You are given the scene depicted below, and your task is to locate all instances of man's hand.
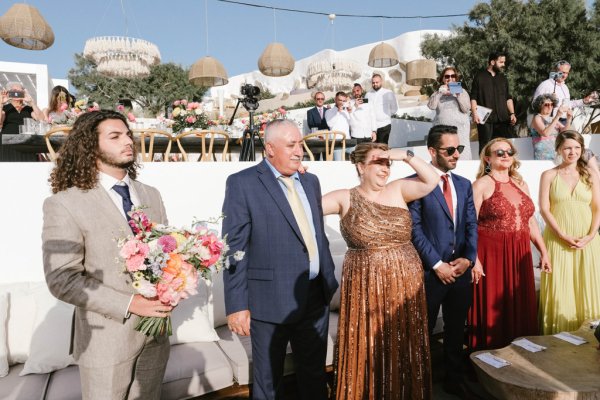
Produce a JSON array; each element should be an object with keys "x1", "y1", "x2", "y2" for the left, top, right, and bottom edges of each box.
[
  {"x1": 128, "y1": 294, "x2": 173, "y2": 318},
  {"x1": 227, "y1": 310, "x2": 251, "y2": 336},
  {"x1": 449, "y1": 257, "x2": 470, "y2": 276},
  {"x1": 509, "y1": 114, "x2": 517, "y2": 125},
  {"x1": 435, "y1": 263, "x2": 456, "y2": 285},
  {"x1": 472, "y1": 112, "x2": 481, "y2": 124}
]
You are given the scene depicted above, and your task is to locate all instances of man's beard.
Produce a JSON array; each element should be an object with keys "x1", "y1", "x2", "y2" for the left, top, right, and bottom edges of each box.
[
  {"x1": 99, "y1": 150, "x2": 135, "y2": 169},
  {"x1": 492, "y1": 64, "x2": 504, "y2": 74},
  {"x1": 436, "y1": 152, "x2": 456, "y2": 172}
]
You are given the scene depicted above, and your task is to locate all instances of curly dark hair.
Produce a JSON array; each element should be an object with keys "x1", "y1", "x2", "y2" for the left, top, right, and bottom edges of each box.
[
  {"x1": 49, "y1": 110, "x2": 139, "y2": 193},
  {"x1": 532, "y1": 93, "x2": 558, "y2": 113}
]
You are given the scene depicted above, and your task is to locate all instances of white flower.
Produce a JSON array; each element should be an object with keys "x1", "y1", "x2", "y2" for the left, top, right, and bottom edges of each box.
[
  {"x1": 233, "y1": 251, "x2": 245, "y2": 261},
  {"x1": 198, "y1": 245, "x2": 211, "y2": 260},
  {"x1": 133, "y1": 278, "x2": 156, "y2": 298}
]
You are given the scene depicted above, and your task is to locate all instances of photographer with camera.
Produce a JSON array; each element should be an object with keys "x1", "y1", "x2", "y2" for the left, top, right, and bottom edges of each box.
[
  {"x1": 1, "y1": 82, "x2": 44, "y2": 135},
  {"x1": 532, "y1": 60, "x2": 594, "y2": 119}
]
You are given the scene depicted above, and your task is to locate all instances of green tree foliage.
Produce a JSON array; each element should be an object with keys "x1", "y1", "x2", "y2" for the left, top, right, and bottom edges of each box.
[
  {"x1": 68, "y1": 54, "x2": 207, "y2": 116},
  {"x1": 421, "y1": 0, "x2": 600, "y2": 119}
]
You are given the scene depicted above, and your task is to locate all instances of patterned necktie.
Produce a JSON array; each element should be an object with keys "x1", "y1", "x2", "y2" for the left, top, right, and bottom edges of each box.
[
  {"x1": 112, "y1": 183, "x2": 134, "y2": 221},
  {"x1": 279, "y1": 176, "x2": 317, "y2": 262},
  {"x1": 441, "y1": 174, "x2": 454, "y2": 220}
]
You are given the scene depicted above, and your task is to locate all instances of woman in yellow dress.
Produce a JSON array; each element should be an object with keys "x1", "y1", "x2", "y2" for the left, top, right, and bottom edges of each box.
[{"x1": 539, "y1": 130, "x2": 600, "y2": 334}]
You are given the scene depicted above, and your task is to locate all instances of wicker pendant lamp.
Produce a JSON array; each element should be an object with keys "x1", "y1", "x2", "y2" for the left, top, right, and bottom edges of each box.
[
  {"x1": 368, "y1": 42, "x2": 399, "y2": 68},
  {"x1": 0, "y1": 3, "x2": 54, "y2": 50},
  {"x1": 189, "y1": 0, "x2": 228, "y2": 87},
  {"x1": 189, "y1": 56, "x2": 229, "y2": 87},
  {"x1": 258, "y1": 42, "x2": 294, "y2": 77},
  {"x1": 406, "y1": 59, "x2": 437, "y2": 86}
]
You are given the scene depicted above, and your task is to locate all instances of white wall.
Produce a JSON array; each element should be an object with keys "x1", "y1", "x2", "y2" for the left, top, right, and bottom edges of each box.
[{"x1": 0, "y1": 160, "x2": 556, "y2": 284}]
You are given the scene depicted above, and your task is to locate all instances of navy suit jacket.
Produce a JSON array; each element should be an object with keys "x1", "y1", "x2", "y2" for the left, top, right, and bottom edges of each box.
[
  {"x1": 307, "y1": 106, "x2": 329, "y2": 130},
  {"x1": 408, "y1": 173, "x2": 478, "y2": 279},
  {"x1": 222, "y1": 160, "x2": 338, "y2": 324}
]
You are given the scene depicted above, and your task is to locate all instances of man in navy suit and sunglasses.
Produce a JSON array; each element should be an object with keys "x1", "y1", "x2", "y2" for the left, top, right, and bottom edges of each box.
[{"x1": 409, "y1": 124, "x2": 480, "y2": 399}]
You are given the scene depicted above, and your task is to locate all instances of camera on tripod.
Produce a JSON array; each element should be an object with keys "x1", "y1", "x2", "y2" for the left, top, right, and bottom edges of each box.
[
  {"x1": 550, "y1": 71, "x2": 564, "y2": 81},
  {"x1": 240, "y1": 84, "x2": 260, "y2": 111}
]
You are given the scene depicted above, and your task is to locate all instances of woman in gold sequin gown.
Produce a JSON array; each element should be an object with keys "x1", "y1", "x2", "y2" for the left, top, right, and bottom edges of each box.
[{"x1": 322, "y1": 143, "x2": 439, "y2": 399}]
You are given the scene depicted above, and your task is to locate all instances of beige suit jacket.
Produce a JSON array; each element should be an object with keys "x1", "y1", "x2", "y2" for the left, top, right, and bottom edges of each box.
[{"x1": 42, "y1": 179, "x2": 168, "y2": 368}]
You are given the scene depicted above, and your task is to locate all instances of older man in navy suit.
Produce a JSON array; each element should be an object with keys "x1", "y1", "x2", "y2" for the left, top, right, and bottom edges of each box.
[
  {"x1": 408, "y1": 125, "x2": 480, "y2": 399},
  {"x1": 222, "y1": 119, "x2": 338, "y2": 399},
  {"x1": 306, "y1": 91, "x2": 329, "y2": 131}
]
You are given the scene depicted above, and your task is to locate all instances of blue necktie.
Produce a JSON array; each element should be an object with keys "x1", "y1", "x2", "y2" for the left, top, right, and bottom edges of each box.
[{"x1": 112, "y1": 183, "x2": 133, "y2": 221}]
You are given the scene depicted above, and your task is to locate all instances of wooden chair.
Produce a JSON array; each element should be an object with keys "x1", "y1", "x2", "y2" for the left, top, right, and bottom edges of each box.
[
  {"x1": 44, "y1": 126, "x2": 72, "y2": 161},
  {"x1": 132, "y1": 129, "x2": 173, "y2": 162},
  {"x1": 175, "y1": 130, "x2": 230, "y2": 161},
  {"x1": 303, "y1": 130, "x2": 346, "y2": 161}
]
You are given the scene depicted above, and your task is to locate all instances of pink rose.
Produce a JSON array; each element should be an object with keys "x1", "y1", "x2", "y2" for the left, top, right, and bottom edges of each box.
[
  {"x1": 278, "y1": 107, "x2": 287, "y2": 115},
  {"x1": 181, "y1": 99, "x2": 188, "y2": 106},
  {"x1": 60, "y1": 103, "x2": 68, "y2": 112},
  {"x1": 173, "y1": 100, "x2": 181, "y2": 106},
  {"x1": 127, "y1": 112, "x2": 136, "y2": 122},
  {"x1": 186, "y1": 116, "x2": 196, "y2": 124},
  {"x1": 126, "y1": 254, "x2": 146, "y2": 272},
  {"x1": 117, "y1": 104, "x2": 125, "y2": 112}
]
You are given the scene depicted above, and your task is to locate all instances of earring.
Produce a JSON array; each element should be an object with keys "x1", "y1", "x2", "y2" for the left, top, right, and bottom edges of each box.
[{"x1": 485, "y1": 163, "x2": 491, "y2": 174}]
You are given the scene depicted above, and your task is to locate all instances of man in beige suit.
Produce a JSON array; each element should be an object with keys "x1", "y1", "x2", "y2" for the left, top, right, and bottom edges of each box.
[{"x1": 42, "y1": 110, "x2": 173, "y2": 399}]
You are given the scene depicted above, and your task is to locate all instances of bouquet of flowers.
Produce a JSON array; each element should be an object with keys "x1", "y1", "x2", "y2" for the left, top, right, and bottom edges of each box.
[
  {"x1": 116, "y1": 104, "x2": 137, "y2": 123},
  {"x1": 47, "y1": 98, "x2": 100, "y2": 126},
  {"x1": 118, "y1": 208, "x2": 243, "y2": 337},
  {"x1": 169, "y1": 99, "x2": 209, "y2": 133}
]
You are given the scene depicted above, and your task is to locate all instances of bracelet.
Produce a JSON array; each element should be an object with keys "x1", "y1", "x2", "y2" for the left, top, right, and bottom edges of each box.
[{"x1": 509, "y1": 112, "x2": 515, "y2": 115}]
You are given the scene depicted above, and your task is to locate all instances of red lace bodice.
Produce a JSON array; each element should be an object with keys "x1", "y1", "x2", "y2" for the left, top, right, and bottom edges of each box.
[{"x1": 478, "y1": 176, "x2": 534, "y2": 233}]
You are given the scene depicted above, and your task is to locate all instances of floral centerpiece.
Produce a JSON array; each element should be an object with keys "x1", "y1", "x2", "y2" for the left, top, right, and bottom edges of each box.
[
  {"x1": 118, "y1": 208, "x2": 243, "y2": 337},
  {"x1": 117, "y1": 104, "x2": 137, "y2": 123},
  {"x1": 47, "y1": 98, "x2": 100, "y2": 126},
  {"x1": 169, "y1": 99, "x2": 209, "y2": 133}
]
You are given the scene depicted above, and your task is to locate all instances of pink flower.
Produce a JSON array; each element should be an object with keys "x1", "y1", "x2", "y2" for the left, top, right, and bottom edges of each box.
[
  {"x1": 173, "y1": 100, "x2": 181, "y2": 106},
  {"x1": 197, "y1": 234, "x2": 224, "y2": 267},
  {"x1": 126, "y1": 254, "x2": 146, "y2": 272},
  {"x1": 120, "y1": 239, "x2": 150, "y2": 272},
  {"x1": 59, "y1": 103, "x2": 68, "y2": 112},
  {"x1": 278, "y1": 107, "x2": 287, "y2": 115},
  {"x1": 158, "y1": 235, "x2": 177, "y2": 253},
  {"x1": 181, "y1": 99, "x2": 188, "y2": 106},
  {"x1": 185, "y1": 116, "x2": 196, "y2": 124},
  {"x1": 127, "y1": 112, "x2": 136, "y2": 122},
  {"x1": 117, "y1": 104, "x2": 125, "y2": 112}
]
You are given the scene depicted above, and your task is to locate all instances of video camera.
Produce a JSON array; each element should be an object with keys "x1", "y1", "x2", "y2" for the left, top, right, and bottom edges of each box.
[
  {"x1": 550, "y1": 71, "x2": 564, "y2": 81},
  {"x1": 240, "y1": 84, "x2": 260, "y2": 112}
]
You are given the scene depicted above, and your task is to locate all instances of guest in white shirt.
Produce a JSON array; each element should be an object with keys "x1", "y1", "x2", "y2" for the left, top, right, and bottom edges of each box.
[
  {"x1": 532, "y1": 60, "x2": 593, "y2": 117},
  {"x1": 365, "y1": 73, "x2": 398, "y2": 145},
  {"x1": 325, "y1": 92, "x2": 350, "y2": 161},
  {"x1": 349, "y1": 83, "x2": 376, "y2": 145}
]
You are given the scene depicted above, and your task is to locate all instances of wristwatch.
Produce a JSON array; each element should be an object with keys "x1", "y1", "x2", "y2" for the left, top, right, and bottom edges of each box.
[
  {"x1": 469, "y1": 260, "x2": 475, "y2": 268},
  {"x1": 404, "y1": 149, "x2": 414, "y2": 162}
]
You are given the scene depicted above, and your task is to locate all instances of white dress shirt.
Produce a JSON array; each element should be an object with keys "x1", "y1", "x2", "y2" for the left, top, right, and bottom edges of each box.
[
  {"x1": 349, "y1": 100, "x2": 376, "y2": 138},
  {"x1": 533, "y1": 78, "x2": 584, "y2": 110},
  {"x1": 99, "y1": 172, "x2": 140, "y2": 220},
  {"x1": 325, "y1": 107, "x2": 350, "y2": 136},
  {"x1": 365, "y1": 87, "x2": 399, "y2": 128}
]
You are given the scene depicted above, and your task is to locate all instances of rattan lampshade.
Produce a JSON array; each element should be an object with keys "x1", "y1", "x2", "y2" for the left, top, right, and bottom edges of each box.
[
  {"x1": 367, "y1": 42, "x2": 399, "y2": 68},
  {"x1": 0, "y1": 3, "x2": 54, "y2": 50},
  {"x1": 189, "y1": 56, "x2": 229, "y2": 87},
  {"x1": 258, "y1": 42, "x2": 294, "y2": 77},
  {"x1": 406, "y1": 59, "x2": 437, "y2": 86}
]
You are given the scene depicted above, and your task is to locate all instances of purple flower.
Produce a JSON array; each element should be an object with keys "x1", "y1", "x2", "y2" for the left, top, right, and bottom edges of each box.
[{"x1": 158, "y1": 235, "x2": 178, "y2": 253}]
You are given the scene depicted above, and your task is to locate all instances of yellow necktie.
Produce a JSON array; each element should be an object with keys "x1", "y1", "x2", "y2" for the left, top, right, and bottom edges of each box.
[{"x1": 279, "y1": 176, "x2": 317, "y2": 261}]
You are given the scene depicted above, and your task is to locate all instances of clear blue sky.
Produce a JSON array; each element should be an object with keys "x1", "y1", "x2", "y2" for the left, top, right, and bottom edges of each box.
[{"x1": 0, "y1": 0, "x2": 593, "y2": 82}]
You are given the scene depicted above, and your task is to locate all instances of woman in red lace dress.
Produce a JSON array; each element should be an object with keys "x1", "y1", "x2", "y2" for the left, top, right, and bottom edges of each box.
[{"x1": 469, "y1": 138, "x2": 551, "y2": 350}]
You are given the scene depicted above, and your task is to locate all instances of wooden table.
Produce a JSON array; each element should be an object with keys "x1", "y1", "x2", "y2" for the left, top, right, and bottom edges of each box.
[
  {"x1": 470, "y1": 322, "x2": 600, "y2": 399},
  {"x1": 1, "y1": 134, "x2": 355, "y2": 161}
]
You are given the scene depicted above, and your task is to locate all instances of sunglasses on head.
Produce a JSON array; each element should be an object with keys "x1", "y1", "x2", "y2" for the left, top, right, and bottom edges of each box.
[
  {"x1": 493, "y1": 149, "x2": 515, "y2": 157},
  {"x1": 437, "y1": 145, "x2": 465, "y2": 156},
  {"x1": 368, "y1": 158, "x2": 392, "y2": 167},
  {"x1": 443, "y1": 74, "x2": 457, "y2": 79}
]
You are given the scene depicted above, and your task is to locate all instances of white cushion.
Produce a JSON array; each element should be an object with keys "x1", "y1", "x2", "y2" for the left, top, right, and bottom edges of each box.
[
  {"x1": 169, "y1": 279, "x2": 219, "y2": 345},
  {"x1": 0, "y1": 293, "x2": 8, "y2": 377},
  {"x1": 0, "y1": 282, "x2": 46, "y2": 365},
  {"x1": 21, "y1": 286, "x2": 75, "y2": 375}
]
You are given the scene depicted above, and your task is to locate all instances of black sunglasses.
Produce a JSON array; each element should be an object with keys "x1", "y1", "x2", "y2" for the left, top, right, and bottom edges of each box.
[
  {"x1": 437, "y1": 145, "x2": 465, "y2": 156},
  {"x1": 494, "y1": 149, "x2": 515, "y2": 157},
  {"x1": 443, "y1": 74, "x2": 457, "y2": 79},
  {"x1": 368, "y1": 158, "x2": 392, "y2": 167}
]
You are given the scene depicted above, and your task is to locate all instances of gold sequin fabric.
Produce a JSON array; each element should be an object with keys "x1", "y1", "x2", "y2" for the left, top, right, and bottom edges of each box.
[{"x1": 334, "y1": 188, "x2": 432, "y2": 400}]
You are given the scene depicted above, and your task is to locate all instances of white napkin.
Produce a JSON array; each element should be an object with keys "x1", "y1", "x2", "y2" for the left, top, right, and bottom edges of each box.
[
  {"x1": 590, "y1": 320, "x2": 600, "y2": 329},
  {"x1": 554, "y1": 332, "x2": 587, "y2": 345},
  {"x1": 474, "y1": 352, "x2": 511, "y2": 368},
  {"x1": 511, "y1": 338, "x2": 546, "y2": 352}
]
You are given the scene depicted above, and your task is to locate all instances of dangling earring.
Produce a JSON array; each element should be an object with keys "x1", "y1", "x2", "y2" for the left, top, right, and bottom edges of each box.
[{"x1": 485, "y1": 163, "x2": 491, "y2": 174}]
